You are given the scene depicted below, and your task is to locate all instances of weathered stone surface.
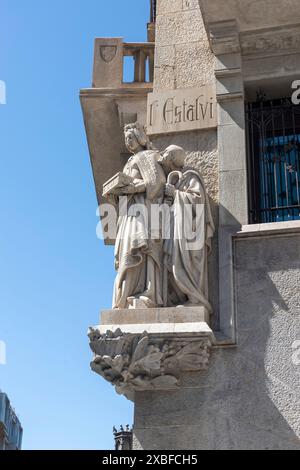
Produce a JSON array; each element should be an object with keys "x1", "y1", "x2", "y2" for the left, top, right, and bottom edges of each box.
[
  {"x1": 175, "y1": 43, "x2": 215, "y2": 89},
  {"x1": 88, "y1": 323, "x2": 214, "y2": 400},
  {"x1": 152, "y1": 131, "x2": 219, "y2": 208},
  {"x1": 182, "y1": 0, "x2": 200, "y2": 10},
  {"x1": 199, "y1": 0, "x2": 300, "y2": 32},
  {"x1": 95, "y1": 321, "x2": 213, "y2": 336},
  {"x1": 101, "y1": 306, "x2": 210, "y2": 326},
  {"x1": 157, "y1": 0, "x2": 200, "y2": 15},
  {"x1": 147, "y1": 85, "x2": 217, "y2": 135},
  {"x1": 133, "y1": 229, "x2": 300, "y2": 449},
  {"x1": 157, "y1": 0, "x2": 183, "y2": 14},
  {"x1": 154, "y1": 45, "x2": 175, "y2": 68},
  {"x1": 154, "y1": 7, "x2": 215, "y2": 91},
  {"x1": 153, "y1": 65, "x2": 176, "y2": 90},
  {"x1": 156, "y1": 10, "x2": 206, "y2": 48},
  {"x1": 243, "y1": 52, "x2": 300, "y2": 85},
  {"x1": 92, "y1": 38, "x2": 123, "y2": 88}
]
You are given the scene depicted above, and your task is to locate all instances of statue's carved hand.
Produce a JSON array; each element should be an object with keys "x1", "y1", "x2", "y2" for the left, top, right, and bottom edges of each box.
[
  {"x1": 165, "y1": 183, "x2": 176, "y2": 199},
  {"x1": 120, "y1": 184, "x2": 137, "y2": 194},
  {"x1": 119, "y1": 182, "x2": 146, "y2": 195}
]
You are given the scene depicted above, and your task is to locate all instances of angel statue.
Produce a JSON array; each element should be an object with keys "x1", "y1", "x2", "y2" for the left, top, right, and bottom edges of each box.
[{"x1": 158, "y1": 145, "x2": 215, "y2": 312}]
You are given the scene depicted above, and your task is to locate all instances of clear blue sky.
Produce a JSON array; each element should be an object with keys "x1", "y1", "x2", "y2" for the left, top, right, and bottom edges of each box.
[{"x1": 0, "y1": 0, "x2": 149, "y2": 450}]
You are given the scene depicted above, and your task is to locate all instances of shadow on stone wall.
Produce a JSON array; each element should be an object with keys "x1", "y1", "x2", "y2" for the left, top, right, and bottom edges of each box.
[{"x1": 133, "y1": 234, "x2": 300, "y2": 450}]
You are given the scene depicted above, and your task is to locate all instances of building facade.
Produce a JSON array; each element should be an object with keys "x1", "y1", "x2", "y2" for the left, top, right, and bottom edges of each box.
[
  {"x1": 0, "y1": 392, "x2": 23, "y2": 450},
  {"x1": 82, "y1": 0, "x2": 300, "y2": 450}
]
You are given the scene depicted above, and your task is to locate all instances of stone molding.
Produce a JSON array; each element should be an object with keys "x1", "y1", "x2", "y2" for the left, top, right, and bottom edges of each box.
[
  {"x1": 206, "y1": 19, "x2": 300, "y2": 59},
  {"x1": 241, "y1": 24, "x2": 300, "y2": 58},
  {"x1": 100, "y1": 306, "x2": 210, "y2": 326},
  {"x1": 208, "y1": 19, "x2": 241, "y2": 55},
  {"x1": 88, "y1": 326, "x2": 214, "y2": 400},
  {"x1": 80, "y1": 86, "x2": 153, "y2": 97},
  {"x1": 235, "y1": 220, "x2": 300, "y2": 239}
]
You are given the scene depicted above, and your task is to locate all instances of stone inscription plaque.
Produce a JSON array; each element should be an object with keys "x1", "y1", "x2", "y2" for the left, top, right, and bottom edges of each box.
[{"x1": 147, "y1": 85, "x2": 217, "y2": 135}]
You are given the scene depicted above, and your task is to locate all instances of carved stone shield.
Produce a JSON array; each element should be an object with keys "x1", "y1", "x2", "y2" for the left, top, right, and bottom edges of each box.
[{"x1": 100, "y1": 45, "x2": 117, "y2": 63}]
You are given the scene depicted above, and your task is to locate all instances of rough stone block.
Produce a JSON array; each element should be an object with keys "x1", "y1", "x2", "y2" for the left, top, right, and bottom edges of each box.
[
  {"x1": 154, "y1": 45, "x2": 176, "y2": 67},
  {"x1": 101, "y1": 306, "x2": 210, "y2": 325},
  {"x1": 92, "y1": 38, "x2": 123, "y2": 88},
  {"x1": 153, "y1": 65, "x2": 176, "y2": 91},
  {"x1": 175, "y1": 43, "x2": 215, "y2": 88},
  {"x1": 157, "y1": 0, "x2": 183, "y2": 15},
  {"x1": 182, "y1": 0, "x2": 200, "y2": 10},
  {"x1": 156, "y1": 10, "x2": 205, "y2": 47}
]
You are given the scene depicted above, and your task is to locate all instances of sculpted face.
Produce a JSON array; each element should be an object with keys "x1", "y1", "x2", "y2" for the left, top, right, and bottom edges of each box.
[
  {"x1": 159, "y1": 149, "x2": 176, "y2": 173},
  {"x1": 125, "y1": 129, "x2": 141, "y2": 154},
  {"x1": 159, "y1": 145, "x2": 186, "y2": 173}
]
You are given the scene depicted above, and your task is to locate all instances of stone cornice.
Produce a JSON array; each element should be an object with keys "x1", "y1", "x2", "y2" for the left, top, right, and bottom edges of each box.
[
  {"x1": 80, "y1": 85, "x2": 153, "y2": 99},
  {"x1": 207, "y1": 19, "x2": 241, "y2": 55},
  {"x1": 235, "y1": 220, "x2": 300, "y2": 239},
  {"x1": 241, "y1": 23, "x2": 300, "y2": 58},
  {"x1": 206, "y1": 19, "x2": 300, "y2": 59}
]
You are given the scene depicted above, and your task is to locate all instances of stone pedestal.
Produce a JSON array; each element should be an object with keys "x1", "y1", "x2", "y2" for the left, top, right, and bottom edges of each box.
[{"x1": 88, "y1": 307, "x2": 215, "y2": 401}]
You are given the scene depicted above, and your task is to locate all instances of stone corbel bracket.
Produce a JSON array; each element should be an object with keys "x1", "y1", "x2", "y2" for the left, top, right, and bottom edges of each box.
[
  {"x1": 88, "y1": 324, "x2": 215, "y2": 401},
  {"x1": 208, "y1": 19, "x2": 241, "y2": 56}
]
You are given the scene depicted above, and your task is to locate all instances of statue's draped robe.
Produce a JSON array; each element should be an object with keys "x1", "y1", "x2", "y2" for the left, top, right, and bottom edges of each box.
[
  {"x1": 113, "y1": 150, "x2": 166, "y2": 309},
  {"x1": 163, "y1": 170, "x2": 215, "y2": 311}
]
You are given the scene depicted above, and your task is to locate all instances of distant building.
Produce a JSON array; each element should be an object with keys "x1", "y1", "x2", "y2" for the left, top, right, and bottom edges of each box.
[
  {"x1": 113, "y1": 426, "x2": 133, "y2": 451},
  {"x1": 0, "y1": 392, "x2": 23, "y2": 450}
]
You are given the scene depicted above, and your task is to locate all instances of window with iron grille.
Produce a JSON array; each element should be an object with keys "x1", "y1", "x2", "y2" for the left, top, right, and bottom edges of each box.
[{"x1": 246, "y1": 97, "x2": 300, "y2": 223}]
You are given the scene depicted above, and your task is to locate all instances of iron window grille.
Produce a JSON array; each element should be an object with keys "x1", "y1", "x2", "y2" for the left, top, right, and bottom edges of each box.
[{"x1": 246, "y1": 96, "x2": 300, "y2": 223}]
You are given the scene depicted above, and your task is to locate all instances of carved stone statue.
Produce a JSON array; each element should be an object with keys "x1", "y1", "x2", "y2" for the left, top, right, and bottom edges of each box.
[
  {"x1": 103, "y1": 124, "x2": 214, "y2": 312},
  {"x1": 158, "y1": 145, "x2": 215, "y2": 311},
  {"x1": 88, "y1": 327, "x2": 213, "y2": 398},
  {"x1": 94, "y1": 130, "x2": 216, "y2": 396},
  {"x1": 108, "y1": 122, "x2": 166, "y2": 309}
]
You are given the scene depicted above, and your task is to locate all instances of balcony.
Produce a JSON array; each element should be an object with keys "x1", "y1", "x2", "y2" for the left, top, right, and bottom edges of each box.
[
  {"x1": 123, "y1": 42, "x2": 154, "y2": 84},
  {"x1": 91, "y1": 38, "x2": 154, "y2": 89},
  {"x1": 80, "y1": 38, "x2": 154, "y2": 225}
]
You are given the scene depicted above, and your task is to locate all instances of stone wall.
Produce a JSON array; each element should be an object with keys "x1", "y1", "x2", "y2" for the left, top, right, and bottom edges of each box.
[
  {"x1": 154, "y1": 0, "x2": 215, "y2": 91},
  {"x1": 133, "y1": 230, "x2": 300, "y2": 449},
  {"x1": 153, "y1": 0, "x2": 218, "y2": 203}
]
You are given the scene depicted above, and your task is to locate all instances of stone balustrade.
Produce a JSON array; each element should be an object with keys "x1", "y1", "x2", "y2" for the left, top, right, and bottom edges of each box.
[
  {"x1": 92, "y1": 38, "x2": 154, "y2": 88},
  {"x1": 123, "y1": 42, "x2": 154, "y2": 83}
]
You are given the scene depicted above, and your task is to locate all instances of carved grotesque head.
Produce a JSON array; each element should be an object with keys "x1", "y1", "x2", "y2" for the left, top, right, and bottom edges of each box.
[
  {"x1": 124, "y1": 122, "x2": 153, "y2": 154},
  {"x1": 158, "y1": 145, "x2": 186, "y2": 173}
]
